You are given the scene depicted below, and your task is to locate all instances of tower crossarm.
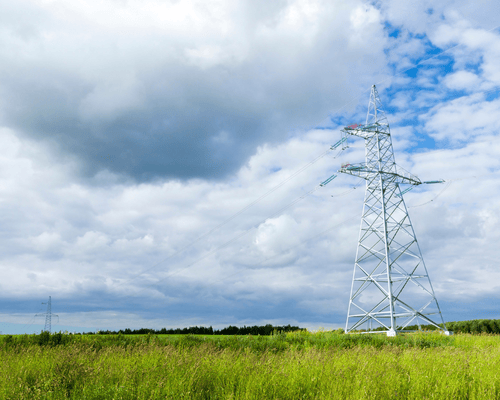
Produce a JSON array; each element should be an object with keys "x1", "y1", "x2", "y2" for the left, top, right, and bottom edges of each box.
[
  {"x1": 342, "y1": 123, "x2": 388, "y2": 139},
  {"x1": 338, "y1": 163, "x2": 422, "y2": 185}
]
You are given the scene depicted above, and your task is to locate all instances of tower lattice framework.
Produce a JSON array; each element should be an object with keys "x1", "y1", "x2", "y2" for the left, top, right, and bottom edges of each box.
[{"x1": 339, "y1": 85, "x2": 449, "y2": 336}]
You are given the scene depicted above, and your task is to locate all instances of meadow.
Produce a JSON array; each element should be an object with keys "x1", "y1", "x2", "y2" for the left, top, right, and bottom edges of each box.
[{"x1": 1, "y1": 331, "x2": 499, "y2": 399}]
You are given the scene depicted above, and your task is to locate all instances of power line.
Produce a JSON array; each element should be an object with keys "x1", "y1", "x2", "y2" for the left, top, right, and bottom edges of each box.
[
  {"x1": 107, "y1": 138, "x2": 352, "y2": 295},
  {"x1": 93, "y1": 161, "x2": 355, "y2": 305},
  {"x1": 19, "y1": 315, "x2": 38, "y2": 333},
  {"x1": 201, "y1": 214, "x2": 360, "y2": 288},
  {"x1": 408, "y1": 182, "x2": 452, "y2": 208},
  {"x1": 116, "y1": 183, "x2": 326, "y2": 300},
  {"x1": 113, "y1": 148, "x2": 338, "y2": 290},
  {"x1": 407, "y1": 174, "x2": 483, "y2": 208},
  {"x1": 118, "y1": 170, "x2": 467, "y2": 302}
]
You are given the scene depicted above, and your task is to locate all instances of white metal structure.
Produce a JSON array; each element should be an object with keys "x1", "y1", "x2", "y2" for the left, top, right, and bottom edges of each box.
[{"x1": 339, "y1": 85, "x2": 450, "y2": 336}]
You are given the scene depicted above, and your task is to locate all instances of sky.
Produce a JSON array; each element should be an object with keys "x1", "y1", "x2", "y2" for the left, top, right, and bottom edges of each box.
[{"x1": 1, "y1": 0, "x2": 500, "y2": 334}]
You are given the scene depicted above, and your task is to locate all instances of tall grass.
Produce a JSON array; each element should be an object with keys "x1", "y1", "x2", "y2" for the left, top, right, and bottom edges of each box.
[{"x1": 1, "y1": 331, "x2": 499, "y2": 399}]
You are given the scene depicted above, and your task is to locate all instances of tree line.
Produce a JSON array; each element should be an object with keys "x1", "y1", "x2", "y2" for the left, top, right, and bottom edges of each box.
[
  {"x1": 89, "y1": 324, "x2": 304, "y2": 336},
  {"x1": 402, "y1": 319, "x2": 500, "y2": 334},
  {"x1": 76, "y1": 319, "x2": 500, "y2": 336}
]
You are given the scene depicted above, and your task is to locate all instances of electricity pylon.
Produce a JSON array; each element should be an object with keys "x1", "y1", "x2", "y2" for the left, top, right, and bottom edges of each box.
[
  {"x1": 338, "y1": 85, "x2": 450, "y2": 336},
  {"x1": 35, "y1": 296, "x2": 59, "y2": 333}
]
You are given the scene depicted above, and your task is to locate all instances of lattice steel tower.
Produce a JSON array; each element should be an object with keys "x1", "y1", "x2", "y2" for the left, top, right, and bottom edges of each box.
[
  {"x1": 339, "y1": 85, "x2": 450, "y2": 336},
  {"x1": 36, "y1": 296, "x2": 58, "y2": 333}
]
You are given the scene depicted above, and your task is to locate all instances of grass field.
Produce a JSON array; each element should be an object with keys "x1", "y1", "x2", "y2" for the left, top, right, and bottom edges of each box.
[{"x1": 1, "y1": 331, "x2": 499, "y2": 399}]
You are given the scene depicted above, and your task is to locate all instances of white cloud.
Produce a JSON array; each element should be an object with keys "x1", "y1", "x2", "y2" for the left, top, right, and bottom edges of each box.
[
  {"x1": 422, "y1": 94, "x2": 500, "y2": 143},
  {"x1": 442, "y1": 70, "x2": 482, "y2": 91},
  {"x1": 254, "y1": 214, "x2": 300, "y2": 257}
]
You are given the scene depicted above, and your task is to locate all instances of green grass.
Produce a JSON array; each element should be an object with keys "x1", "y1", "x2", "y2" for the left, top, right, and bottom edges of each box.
[{"x1": 1, "y1": 331, "x2": 499, "y2": 399}]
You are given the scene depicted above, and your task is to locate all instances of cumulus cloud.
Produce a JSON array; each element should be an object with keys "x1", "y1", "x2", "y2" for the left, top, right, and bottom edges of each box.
[
  {"x1": 442, "y1": 70, "x2": 482, "y2": 91},
  {"x1": 422, "y1": 94, "x2": 500, "y2": 143}
]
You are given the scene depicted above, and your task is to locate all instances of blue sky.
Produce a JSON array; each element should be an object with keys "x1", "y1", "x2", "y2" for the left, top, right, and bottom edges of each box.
[{"x1": 1, "y1": 0, "x2": 500, "y2": 334}]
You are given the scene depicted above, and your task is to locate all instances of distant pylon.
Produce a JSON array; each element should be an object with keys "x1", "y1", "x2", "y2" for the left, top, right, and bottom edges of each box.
[
  {"x1": 338, "y1": 85, "x2": 450, "y2": 336},
  {"x1": 35, "y1": 296, "x2": 59, "y2": 333}
]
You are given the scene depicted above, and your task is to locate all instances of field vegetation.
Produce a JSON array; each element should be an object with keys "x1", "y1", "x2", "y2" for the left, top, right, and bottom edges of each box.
[{"x1": 1, "y1": 329, "x2": 499, "y2": 399}]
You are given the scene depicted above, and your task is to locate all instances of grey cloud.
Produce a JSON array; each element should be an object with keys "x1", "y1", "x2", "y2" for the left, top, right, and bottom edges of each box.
[{"x1": 0, "y1": 0, "x2": 387, "y2": 182}]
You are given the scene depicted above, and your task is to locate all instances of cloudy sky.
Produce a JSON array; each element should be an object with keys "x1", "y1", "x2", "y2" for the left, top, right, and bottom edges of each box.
[{"x1": 1, "y1": 0, "x2": 500, "y2": 334}]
